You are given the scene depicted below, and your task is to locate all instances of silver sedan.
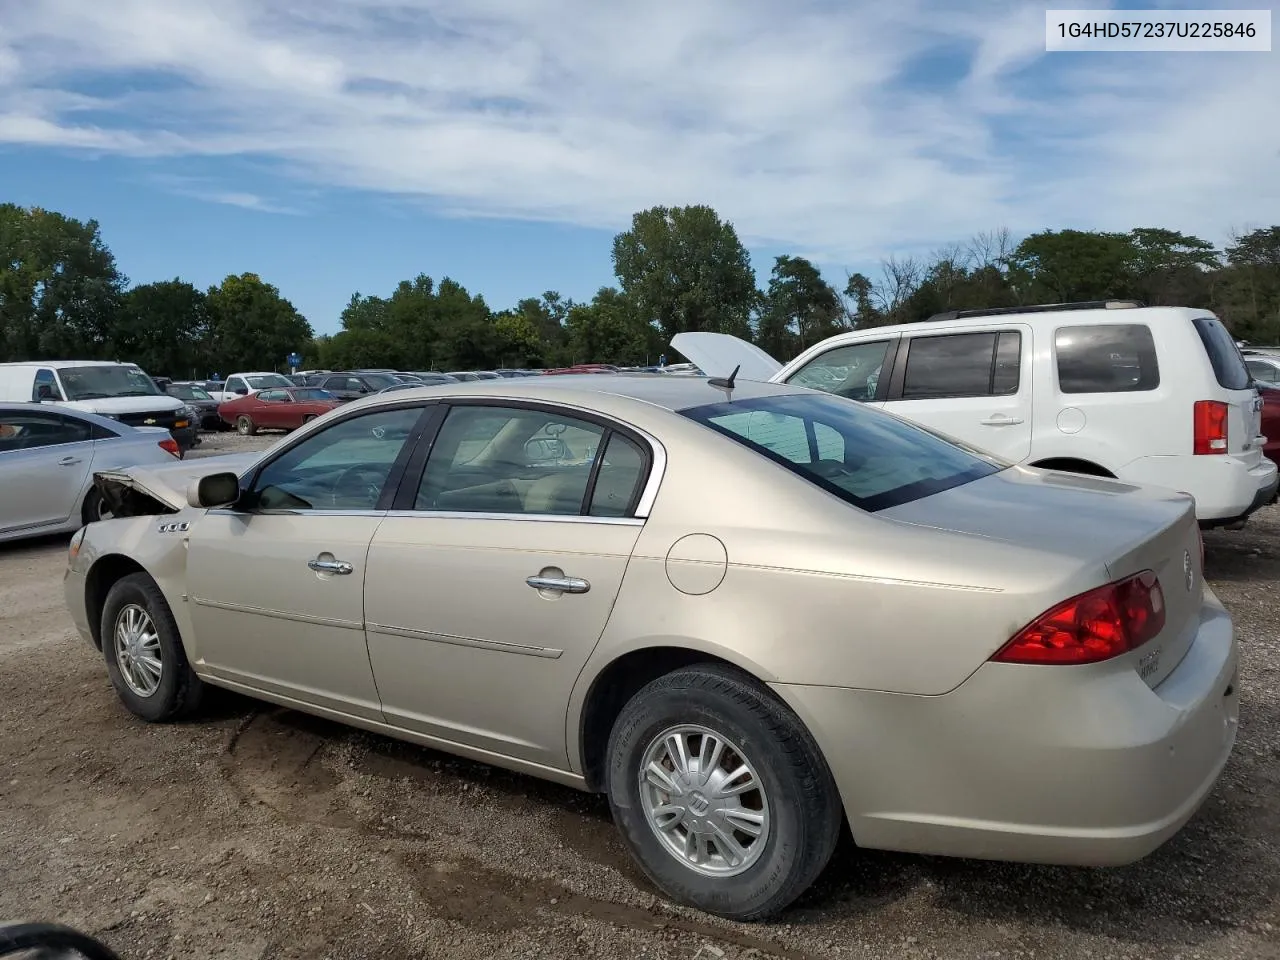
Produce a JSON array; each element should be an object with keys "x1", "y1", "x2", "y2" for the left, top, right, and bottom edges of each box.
[
  {"x1": 0, "y1": 402, "x2": 182, "y2": 542},
  {"x1": 63, "y1": 376, "x2": 1238, "y2": 920}
]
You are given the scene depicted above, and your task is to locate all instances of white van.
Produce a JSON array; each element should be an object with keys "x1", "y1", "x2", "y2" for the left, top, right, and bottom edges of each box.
[
  {"x1": 0, "y1": 361, "x2": 197, "y2": 452},
  {"x1": 674, "y1": 301, "x2": 1278, "y2": 528}
]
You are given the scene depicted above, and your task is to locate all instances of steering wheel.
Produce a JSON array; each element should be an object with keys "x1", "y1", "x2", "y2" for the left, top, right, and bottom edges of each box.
[{"x1": 329, "y1": 464, "x2": 387, "y2": 509}]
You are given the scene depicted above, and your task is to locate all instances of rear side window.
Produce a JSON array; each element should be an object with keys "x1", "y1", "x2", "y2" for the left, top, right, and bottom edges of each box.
[
  {"x1": 1055, "y1": 324, "x2": 1159, "y2": 393},
  {"x1": 1192, "y1": 316, "x2": 1252, "y2": 391},
  {"x1": 681, "y1": 393, "x2": 1001, "y2": 512},
  {"x1": 899, "y1": 331, "x2": 1021, "y2": 400}
]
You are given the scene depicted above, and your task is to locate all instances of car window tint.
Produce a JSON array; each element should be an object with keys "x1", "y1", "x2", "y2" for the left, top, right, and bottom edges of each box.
[
  {"x1": 1055, "y1": 324, "x2": 1159, "y2": 393},
  {"x1": 785, "y1": 340, "x2": 891, "y2": 401},
  {"x1": 32, "y1": 368, "x2": 59, "y2": 401},
  {"x1": 1247, "y1": 360, "x2": 1278, "y2": 382},
  {"x1": 1193, "y1": 316, "x2": 1251, "y2": 390},
  {"x1": 992, "y1": 331, "x2": 1022, "y2": 394},
  {"x1": 681, "y1": 392, "x2": 1001, "y2": 512},
  {"x1": 901, "y1": 332, "x2": 999, "y2": 399},
  {"x1": 589, "y1": 432, "x2": 647, "y2": 517},
  {"x1": 250, "y1": 407, "x2": 423, "y2": 511},
  {"x1": 416, "y1": 405, "x2": 606, "y2": 515},
  {"x1": 0, "y1": 412, "x2": 91, "y2": 452}
]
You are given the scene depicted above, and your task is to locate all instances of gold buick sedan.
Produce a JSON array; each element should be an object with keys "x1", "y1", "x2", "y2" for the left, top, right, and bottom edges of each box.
[{"x1": 64, "y1": 374, "x2": 1239, "y2": 920}]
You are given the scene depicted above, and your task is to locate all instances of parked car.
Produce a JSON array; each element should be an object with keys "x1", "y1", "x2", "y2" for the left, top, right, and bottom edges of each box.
[
  {"x1": 163, "y1": 382, "x2": 222, "y2": 431},
  {"x1": 217, "y1": 387, "x2": 339, "y2": 435},
  {"x1": 1255, "y1": 380, "x2": 1280, "y2": 470},
  {"x1": 0, "y1": 361, "x2": 198, "y2": 453},
  {"x1": 205, "y1": 372, "x2": 295, "y2": 404},
  {"x1": 675, "y1": 301, "x2": 1278, "y2": 529},
  {"x1": 67, "y1": 375, "x2": 1235, "y2": 920},
  {"x1": 306, "y1": 371, "x2": 402, "y2": 401},
  {"x1": 404, "y1": 372, "x2": 460, "y2": 384},
  {"x1": 0, "y1": 402, "x2": 180, "y2": 542},
  {"x1": 1242, "y1": 349, "x2": 1280, "y2": 385}
]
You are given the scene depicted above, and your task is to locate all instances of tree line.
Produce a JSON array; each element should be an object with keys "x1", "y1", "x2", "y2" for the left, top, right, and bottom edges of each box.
[{"x1": 3, "y1": 200, "x2": 1279, "y2": 379}]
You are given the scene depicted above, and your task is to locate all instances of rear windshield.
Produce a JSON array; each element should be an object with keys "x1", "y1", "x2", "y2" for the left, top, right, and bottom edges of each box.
[
  {"x1": 1192, "y1": 316, "x2": 1252, "y2": 390},
  {"x1": 245, "y1": 374, "x2": 292, "y2": 390},
  {"x1": 680, "y1": 392, "x2": 1002, "y2": 512}
]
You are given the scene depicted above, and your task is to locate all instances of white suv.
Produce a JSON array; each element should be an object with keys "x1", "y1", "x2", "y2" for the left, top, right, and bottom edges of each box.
[{"x1": 674, "y1": 301, "x2": 1279, "y2": 528}]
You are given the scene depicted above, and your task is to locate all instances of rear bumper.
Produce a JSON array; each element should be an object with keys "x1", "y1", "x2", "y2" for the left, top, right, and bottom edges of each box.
[
  {"x1": 1122, "y1": 453, "x2": 1277, "y2": 522},
  {"x1": 1200, "y1": 469, "x2": 1279, "y2": 529},
  {"x1": 773, "y1": 592, "x2": 1239, "y2": 866}
]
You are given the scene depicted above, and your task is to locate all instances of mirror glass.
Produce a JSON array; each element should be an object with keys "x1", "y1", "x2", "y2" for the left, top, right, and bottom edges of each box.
[{"x1": 195, "y1": 472, "x2": 241, "y2": 508}]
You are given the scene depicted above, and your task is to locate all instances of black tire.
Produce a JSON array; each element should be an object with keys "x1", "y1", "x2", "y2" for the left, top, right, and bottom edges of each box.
[
  {"x1": 81, "y1": 487, "x2": 111, "y2": 525},
  {"x1": 605, "y1": 664, "x2": 843, "y2": 920},
  {"x1": 236, "y1": 415, "x2": 257, "y2": 436},
  {"x1": 100, "y1": 573, "x2": 204, "y2": 722}
]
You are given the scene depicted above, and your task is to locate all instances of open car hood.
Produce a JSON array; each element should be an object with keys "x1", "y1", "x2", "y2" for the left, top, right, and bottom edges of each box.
[
  {"x1": 670, "y1": 332, "x2": 783, "y2": 382},
  {"x1": 94, "y1": 453, "x2": 258, "y2": 516}
]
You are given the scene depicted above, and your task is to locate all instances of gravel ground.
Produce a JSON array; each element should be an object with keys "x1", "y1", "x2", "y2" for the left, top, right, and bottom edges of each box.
[{"x1": 1, "y1": 432, "x2": 1277, "y2": 960}]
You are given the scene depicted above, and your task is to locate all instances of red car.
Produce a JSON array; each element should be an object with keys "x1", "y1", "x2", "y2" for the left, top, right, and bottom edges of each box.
[
  {"x1": 218, "y1": 387, "x2": 340, "y2": 435},
  {"x1": 1258, "y1": 382, "x2": 1280, "y2": 469}
]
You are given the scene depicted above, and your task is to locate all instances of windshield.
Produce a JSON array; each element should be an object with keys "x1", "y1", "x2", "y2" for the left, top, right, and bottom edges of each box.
[
  {"x1": 170, "y1": 383, "x2": 213, "y2": 401},
  {"x1": 362, "y1": 373, "x2": 399, "y2": 390},
  {"x1": 59, "y1": 365, "x2": 161, "y2": 400},
  {"x1": 246, "y1": 374, "x2": 292, "y2": 390},
  {"x1": 681, "y1": 392, "x2": 1003, "y2": 512},
  {"x1": 293, "y1": 388, "x2": 332, "y2": 401}
]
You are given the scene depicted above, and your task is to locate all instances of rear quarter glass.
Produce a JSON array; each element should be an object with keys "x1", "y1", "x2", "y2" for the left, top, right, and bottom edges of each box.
[{"x1": 1192, "y1": 316, "x2": 1251, "y2": 391}]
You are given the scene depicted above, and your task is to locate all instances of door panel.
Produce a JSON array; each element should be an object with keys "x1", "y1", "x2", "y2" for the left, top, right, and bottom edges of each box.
[
  {"x1": 187, "y1": 513, "x2": 384, "y2": 718},
  {"x1": 0, "y1": 411, "x2": 94, "y2": 533},
  {"x1": 364, "y1": 516, "x2": 641, "y2": 766},
  {"x1": 883, "y1": 326, "x2": 1033, "y2": 462}
]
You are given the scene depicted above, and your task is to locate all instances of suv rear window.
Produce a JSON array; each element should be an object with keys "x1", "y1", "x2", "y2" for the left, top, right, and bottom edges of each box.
[
  {"x1": 1192, "y1": 316, "x2": 1252, "y2": 391},
  {"x1": 680, "y1": 393, "x2": 1001, "y2": 512},
  {"x1": 1055, "y1": 324, "x2": 1159, "y2": 393}
]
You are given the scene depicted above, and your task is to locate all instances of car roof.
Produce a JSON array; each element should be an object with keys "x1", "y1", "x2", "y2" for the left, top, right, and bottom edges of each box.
[
  {"x1": 355, "y1": 372, "x2": 806, "y2": 412},
  {"x1": 0, "y1": 401, "x2": 130, "y2": 430},
  {"x1": 833, "y1": 305, "x2": 1207, "y2": 341}
]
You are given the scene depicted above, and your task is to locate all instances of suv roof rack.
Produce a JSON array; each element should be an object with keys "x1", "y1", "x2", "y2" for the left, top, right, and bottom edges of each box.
[{"x1": 926, "y1": 300, "x2": 1146, "y2": 323}]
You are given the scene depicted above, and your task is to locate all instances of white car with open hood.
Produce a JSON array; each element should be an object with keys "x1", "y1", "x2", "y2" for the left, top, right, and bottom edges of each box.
[{"x1": 674, "y1": 301, "x2": 1278, "y2": 528}]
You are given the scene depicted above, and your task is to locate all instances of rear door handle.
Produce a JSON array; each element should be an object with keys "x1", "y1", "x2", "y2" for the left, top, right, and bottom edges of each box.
[
  {"x1": 58, "y1": 456, "x2": 83, "y2": 466},
  {"x1": 980, "y1": 416, "x2": 1024, "y2": 426},
  {"x1": 526, "y1": 575, "x2": 590, "y2": 594},
  {"x1": 308, "y1": 558, "x2": 354, "y2": 575}
]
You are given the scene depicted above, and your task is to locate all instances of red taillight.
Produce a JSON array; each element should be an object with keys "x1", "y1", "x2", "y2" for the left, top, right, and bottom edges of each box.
[
  {"x1": 1193, "y1": 400, "x2": 1228, "y2": 455},
  {"x1": 992, "y1": 571, "x2": 1165, "y2": 665},
  {"x1": 159, "y1": 438, "x2": 181, "y2": 458}
]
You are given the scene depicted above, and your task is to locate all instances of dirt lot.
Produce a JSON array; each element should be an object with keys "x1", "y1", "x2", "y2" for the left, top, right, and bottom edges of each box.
[{"x1": 1, "y1": 432, "x2": 1278, "y2": 959}]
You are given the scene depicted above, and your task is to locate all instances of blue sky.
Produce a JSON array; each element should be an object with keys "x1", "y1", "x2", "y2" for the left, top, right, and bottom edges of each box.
[{"x1": 1, "y1": 0, "x2": 1277, "y2": 336}]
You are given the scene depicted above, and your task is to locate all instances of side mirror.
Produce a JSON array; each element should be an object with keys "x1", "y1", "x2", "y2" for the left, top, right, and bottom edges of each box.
[
  {"x1": 233, "y1": 387, "x2": 248, "y2": 396},
  {"x1": 35, "y1": 384, "x2": 56, "y2": 400},
  {"x1": 187, "y1": 472, "x2": 241, "y2": 509}
]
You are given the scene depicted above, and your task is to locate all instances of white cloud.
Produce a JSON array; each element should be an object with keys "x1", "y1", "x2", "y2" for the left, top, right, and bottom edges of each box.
[{"x1": 0, "y1": 0, "x2": 1276, "y2": 265}]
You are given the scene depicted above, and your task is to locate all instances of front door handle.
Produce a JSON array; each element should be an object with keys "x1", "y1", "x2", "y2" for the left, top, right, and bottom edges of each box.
[
  {"x1": 308, "y1": 558, "x2": 354, "y2": 575},
  {"x1": 58, "y1": 456, "x2": 83, "y2": 466},
  {"x1": 526, "y1": 575, "x2": 590, "y2": 594},
  {"x1": 980, "y1": 416, "x2": 1024, "y2": 426}
]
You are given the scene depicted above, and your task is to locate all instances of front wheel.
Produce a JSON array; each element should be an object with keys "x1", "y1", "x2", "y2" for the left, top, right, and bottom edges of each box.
[
  {"x1": 236, "y1": 415, "x2": 257, "y2": 436},
  {"x1": 81, "y1": 488, "x2": 111, "y2": 525},
  {"x1": 101, "y1": 573, "x2": 204, "y2": 722},
  {"x1": 605, "y1": 664, "x2": 843, "y2": 920}
]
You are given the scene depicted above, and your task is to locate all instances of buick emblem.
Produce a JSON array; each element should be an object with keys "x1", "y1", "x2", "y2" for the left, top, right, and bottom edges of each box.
[{"x1": 1183, "y1": 550, "x2": 1194, "y2": 592}]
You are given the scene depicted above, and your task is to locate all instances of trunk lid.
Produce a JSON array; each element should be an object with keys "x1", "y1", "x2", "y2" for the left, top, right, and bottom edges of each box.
[
  {"x1": 670, "y1": 332, "x2": 784, "y2": 382},
  {"x1": 879, "y1": 466, "x2": 1203, "y2": 689}
]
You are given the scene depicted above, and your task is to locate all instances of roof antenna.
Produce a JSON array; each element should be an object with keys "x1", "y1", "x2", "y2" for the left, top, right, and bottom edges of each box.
[{"x1": 708, "y1": 364, "x2": 740, "y2": 390}]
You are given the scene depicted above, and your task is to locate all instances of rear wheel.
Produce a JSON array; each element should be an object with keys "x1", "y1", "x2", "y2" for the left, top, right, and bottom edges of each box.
[
  {"x1": 236, "y1": 415, "x2": 257, "y2": 436},
  {"x1": 605, "y1": 664, "x2": 843, "y2": 920},
  {"x1": 100, "y1": 573, "x2": 204, "y2": 722},
  {"x1": 80, "y1": 488, "x2": 111, "y2": 525}
]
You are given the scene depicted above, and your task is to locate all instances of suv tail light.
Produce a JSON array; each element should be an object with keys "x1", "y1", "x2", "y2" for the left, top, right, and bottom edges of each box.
[
  {"x1": 158, "y1": 437, "x2": 181, "y2": 458},
  {"x1": 992, "y1": 571, "x2": 1165, "y2": 665},
  {"x1": 1193, "y1": 400, "x2": 1228, "y2": 455}
]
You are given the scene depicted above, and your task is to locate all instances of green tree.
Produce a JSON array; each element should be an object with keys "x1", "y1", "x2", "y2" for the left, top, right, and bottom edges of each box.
[
  {"x1": 566, "y1": 287, "x2": 658, "y2": 365},
  {"x1": 114, "y1": 279, "x2": 209, "y2": 378},
  {"x1": 1007, "y1": 229, "x2": 1138, "y2": 303},
  {"x1": 1215, "y1": 227, "x2": 1280, "y2": 341},
  {"x1": 612, "y1": 205, "x2": 757, "y2": 342},
  {"x1": 205, "y1": 273, "x2": 313, "y2": 374},
  {"x1": 756, "y1": 255, "x2": 844, "y2": 358},
  {"x1": 0, "y1": 204, "x2": 125, "y2": 360}
]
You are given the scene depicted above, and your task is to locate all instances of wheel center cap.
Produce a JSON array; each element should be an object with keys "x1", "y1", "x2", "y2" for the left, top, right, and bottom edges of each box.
[{"x1": 688, "y1": 791, "x2": 711, "y2": 816}]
